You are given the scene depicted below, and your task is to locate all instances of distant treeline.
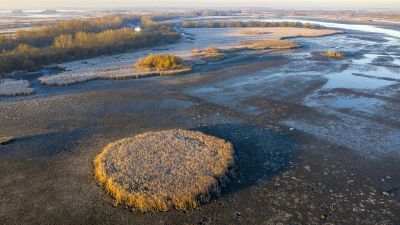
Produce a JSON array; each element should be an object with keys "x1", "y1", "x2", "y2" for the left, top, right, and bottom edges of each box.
[
  {"x1": 190, "y1": 10, "x2": 242, "y2": 17},
  {"x1": 0, "y1": 15, "x2": 180, "y2": 75},
  {"x1": 181, "y1": 20, "x2": 325, "y2": 29},
  {"x1": 0, "y1": 15, "x2": 141, "y2": 50}
]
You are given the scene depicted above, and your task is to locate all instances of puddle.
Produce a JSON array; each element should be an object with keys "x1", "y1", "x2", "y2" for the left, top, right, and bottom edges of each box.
[
  {"x1": 309, "y1": 95, "x2": 386, "y2": 114},
  {"x1": 323, "y1": 71, "x2": 396, "y2": 89}
]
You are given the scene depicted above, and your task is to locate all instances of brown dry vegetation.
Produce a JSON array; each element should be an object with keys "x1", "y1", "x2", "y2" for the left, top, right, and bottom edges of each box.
[
  {"x1": 234, "y1": 27, "x2": 342, "y2": 51},
  {"x1": 134, "y1": 54, "x2": 191, "y2": 72},
  {"x1": 235, "y1": 27, "x2": 342, "y2": 39},
  {"x1": 94, "y1": 129, "x2": 235, "y2": 212},
  {"x1": 191, "y1": 47, "x2": 226, "y2": 62},
  {"x1": 0, "y1": 15, "x2": 180, "y2": 76},
  {"x1": 241, "y1": 39, "x2": 299, "y2": 50},
  {"x1": 326, "y1": 50, "x2": 345, "y2": 59},
  {"x1": 0, "y1": 136, "x2": 13, "y2": 145}
]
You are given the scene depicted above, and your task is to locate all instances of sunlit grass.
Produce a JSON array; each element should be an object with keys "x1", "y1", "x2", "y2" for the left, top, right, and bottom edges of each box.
[
  {"x1": 0, "y1": 136, "x2": 13, "y2": 145},
  {"x1": 241, "y1": 39, "x2": 299, "y2": 50},
  {"x1": 134, "y1": 54, "x2": 191, "y2": 72},
  {"x1": 191, "y1": 47, "x2": 226, "y2": 62},
  {"x1": 94, "y1": 129, "x2": 235, "y2": 212},
  {"x1": 326, "y1": 50, "x2": 345, "y2": 59}
]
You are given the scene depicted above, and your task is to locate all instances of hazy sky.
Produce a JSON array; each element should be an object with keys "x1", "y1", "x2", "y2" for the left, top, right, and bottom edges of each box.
[{"x1": 1, "y1": 0, "x2": 399, "y2": 10}]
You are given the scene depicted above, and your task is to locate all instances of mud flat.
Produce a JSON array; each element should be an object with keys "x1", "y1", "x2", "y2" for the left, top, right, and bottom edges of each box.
[
  {"x1": 0, "y1": 79, "x2": 34, "y2": 97},
  {"x1": 1, "y1": 18, "x2": 399, "y2": 225},
  {"x1": 0, "y1": 53, "x2": 399, "y2": 224}
]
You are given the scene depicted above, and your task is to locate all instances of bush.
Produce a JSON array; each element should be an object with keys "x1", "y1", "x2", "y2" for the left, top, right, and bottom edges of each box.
[
  {"x1": 326, "y1": 50, "x2": 344, "y2": 58},
  {"x1": 134, "y1": 54, "x2": 186, "y2": 71}
]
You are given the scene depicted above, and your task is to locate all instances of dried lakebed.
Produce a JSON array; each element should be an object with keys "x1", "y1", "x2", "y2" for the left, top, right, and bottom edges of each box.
[{"x1": 0, "y1": 20, "x2": 400, "y2": 224}]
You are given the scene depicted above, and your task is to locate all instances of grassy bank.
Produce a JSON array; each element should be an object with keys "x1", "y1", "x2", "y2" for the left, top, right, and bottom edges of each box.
[{"x1": 0, "y1": 15, "x2": 181, "y2": 76}]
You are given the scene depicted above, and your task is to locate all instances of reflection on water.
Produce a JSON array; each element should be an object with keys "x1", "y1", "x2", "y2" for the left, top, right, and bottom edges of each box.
[{"x1": 323, "y1": 71, "x2": 395, "y2": 89}]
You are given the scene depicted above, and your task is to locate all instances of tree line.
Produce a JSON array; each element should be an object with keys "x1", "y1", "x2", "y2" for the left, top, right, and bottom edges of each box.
[
  {"x1": 0, "y1": 15, "x2": 180, "y2": 75},
  {"x1": 181, "y1": 20, "x2": 324, "y2": 29}
]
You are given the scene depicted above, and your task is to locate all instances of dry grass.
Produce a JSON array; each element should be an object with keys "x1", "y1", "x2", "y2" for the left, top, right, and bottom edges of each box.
[
  {"x1": 191, "y1": 47, "x2": 226, "y2": 62},
  {"x1": 94, "y1": 129, "x2": 235, "y2": 212},
  {"x1": 235, "y1": 29, "x2": 270, "y2": 36},
  {"x1": 241, "y1": 39, "x2": 300, "y2": 50},
  {"x1": 326, "y1": 50, "x2": 345, "y2": 59},
  {"x1": 0, "y1": 79, "x2": 35, "y2": 97},
  {"x1": 133, "y1": 54, "x2": 190, "y2": 72},
  {"x1": 235, "y1": 27, "x2": 343, "y2": 39},
  {"x1": 0, "y1": 136, "x2": 13, "y2": 145},
  {"x1": 234, "y1": 27, "x2": 342, "y2": 51}
]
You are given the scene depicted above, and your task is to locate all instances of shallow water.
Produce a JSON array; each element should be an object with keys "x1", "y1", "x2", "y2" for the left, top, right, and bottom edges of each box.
[
  {"x1": 183, "y1": 18, "x2": 400, "y2": 157},
  {"x1": 265, "y1": 19, "x2": 400, "y2": 38}
]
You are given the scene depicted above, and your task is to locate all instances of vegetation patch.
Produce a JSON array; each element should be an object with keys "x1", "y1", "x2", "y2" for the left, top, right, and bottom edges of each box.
[
  {"x1": 191, "y1": 47, "x2": 226, "y2": 62},
  {"x1": 133, "y1": 54, "x2": 191, "y2": 72},
  {"x1": 0, "y1": 15, "x2": 181, "y2": 76},
  {"x1": 0, "y1": 136, "x2": 14, "y2": 145},
  {"x1": 326, "y1": 51, "x2": 345, "y2": 59},
  {"x1": 94, "y1": 129, "x2": 235, "y2": 212},
  {"x1": 39, "y1": 56, "x2": 192, "y2": 86},
  {"x1": 236, "y1": 27, "x2": 343, "y2": 39},
  {"x1": 0, "y1": 79, "x2": 35, "y2": 97},
  {"x1": 241, "y1": 39, "x2": 299, "y2": 50}
]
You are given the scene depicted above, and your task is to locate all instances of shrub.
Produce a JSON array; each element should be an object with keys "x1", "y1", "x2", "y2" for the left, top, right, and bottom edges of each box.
[
  {"x1": 134, "y1": 54, "x2": 188, "y2": 71},
  {"x1": 326, "y1": 50, "x2": 344, "y2": 58}
]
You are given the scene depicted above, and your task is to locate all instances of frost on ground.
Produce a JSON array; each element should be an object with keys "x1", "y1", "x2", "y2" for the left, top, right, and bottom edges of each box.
[
  {"x1": 39, "y1": 67, "x2": 192, "y2": 86},
  {"x1": 0, "y1": 79, "x2": 34, "y2": 97},
  {"x1": 284, "y1": 108, "x2": 400, "y2": 158}
]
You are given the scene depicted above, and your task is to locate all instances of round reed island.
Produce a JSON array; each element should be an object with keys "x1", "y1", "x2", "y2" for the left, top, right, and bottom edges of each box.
[{"x1": 94, "y1": 129, "x2": 235, "y2": 212}]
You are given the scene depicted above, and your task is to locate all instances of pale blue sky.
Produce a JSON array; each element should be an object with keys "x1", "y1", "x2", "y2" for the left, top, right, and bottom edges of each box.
[{"x1": 0, "y1": 0, "x2": 399, "y2": 9}]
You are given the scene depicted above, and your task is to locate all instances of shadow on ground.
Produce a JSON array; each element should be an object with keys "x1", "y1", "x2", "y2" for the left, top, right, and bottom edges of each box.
[
  {"x1": 0, "y1": 129, "x2": 87, "y2": 157},
  {"x1": 193, "y1": 123, "x2": 300, "y2": 195}
]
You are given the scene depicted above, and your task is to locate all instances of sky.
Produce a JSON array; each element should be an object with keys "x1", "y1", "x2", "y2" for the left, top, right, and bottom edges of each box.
[{"x1": 0, "y1": 0, "x2": 399, "y2": 10}]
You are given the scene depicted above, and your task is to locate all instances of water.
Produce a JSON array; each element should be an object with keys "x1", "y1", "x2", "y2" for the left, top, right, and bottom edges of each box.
[{"x1": 264, "y1": 19, "x2": 400, "y2": 38}]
